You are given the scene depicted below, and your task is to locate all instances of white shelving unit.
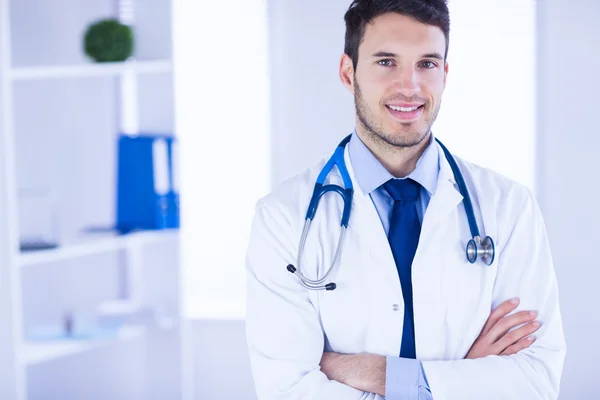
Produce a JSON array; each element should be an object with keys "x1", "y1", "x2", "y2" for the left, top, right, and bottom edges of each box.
[
  {"x1": 23, "y1": 324, "x2": 147, "y2": 366},
  {"x1": 0, "y1": 1, "x2": 181, "y2": 399},
  {"x1": 19, "y1": 229, "x2": 178, "y2": 267},
  {"x1": 10, "y1": 59, "x2": 172, "y2": 80},
  {"x1": 22, "y1": 316, "x2": 177, "y2": 367}
]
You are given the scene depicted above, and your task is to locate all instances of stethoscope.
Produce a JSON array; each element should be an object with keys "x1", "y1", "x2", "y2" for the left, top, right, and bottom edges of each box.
[{"x1": 286, "y1": 134, "x2": 495, "y2": 291}]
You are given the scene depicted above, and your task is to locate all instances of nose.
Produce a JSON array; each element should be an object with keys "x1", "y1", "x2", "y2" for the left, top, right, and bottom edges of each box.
[{"x1": 395, "y1": 66, "x2": 420, "y2": 97}]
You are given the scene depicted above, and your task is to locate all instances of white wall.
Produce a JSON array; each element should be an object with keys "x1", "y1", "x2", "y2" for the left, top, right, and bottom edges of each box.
[
  {"x1": 173, "y1": 0, "x2": 270, "y2": 319},
  {"x1": 268, "y1": 0, "x2": 355, "y2": 186},
  {"x1": 435, "y1": 0, "x2": 536, "y2": 190},
  {"x1": 536, "y1": 0, "x2": 600, "y2": 397}
]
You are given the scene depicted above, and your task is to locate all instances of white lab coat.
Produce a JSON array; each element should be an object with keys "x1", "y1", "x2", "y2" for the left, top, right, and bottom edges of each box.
[{"x1": 245, "y1": 141, "x2": 566, "y2": 400}]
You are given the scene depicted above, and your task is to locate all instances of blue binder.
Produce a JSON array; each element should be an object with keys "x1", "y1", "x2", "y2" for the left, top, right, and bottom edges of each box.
[
  {"x1": 166, "y1": 139, "x2": 180, "y2": 228},
  {"x1": 116, "y1": 134, "x2": 180, "y2": 233}
]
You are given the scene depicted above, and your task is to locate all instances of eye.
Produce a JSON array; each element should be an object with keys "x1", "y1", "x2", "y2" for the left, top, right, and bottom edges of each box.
[
  {"x1": 419, "y1": 60, "x2": 438, "y2": 69},
  {"x1": 377, "y1": 59, "x2": 395, "y2": 67}
]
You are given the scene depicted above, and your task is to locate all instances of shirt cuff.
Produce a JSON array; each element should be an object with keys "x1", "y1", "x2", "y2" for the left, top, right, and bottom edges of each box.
[{"x1": 385, "y1": 357, "x2": 432, "y2": 400}]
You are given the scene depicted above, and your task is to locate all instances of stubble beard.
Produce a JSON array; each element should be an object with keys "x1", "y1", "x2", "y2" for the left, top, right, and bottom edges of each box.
[{"x1": 354, "y1": 79, "x2": 440, "y2": 151}]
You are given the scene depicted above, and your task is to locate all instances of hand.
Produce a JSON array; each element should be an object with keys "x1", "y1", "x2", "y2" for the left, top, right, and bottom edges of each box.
[
  {"x1": 320, "y1": 352, "x2": 386, "y2": 396},
  {"x1": 466, "y1": 297, "x2": 541, "y2": 359}
]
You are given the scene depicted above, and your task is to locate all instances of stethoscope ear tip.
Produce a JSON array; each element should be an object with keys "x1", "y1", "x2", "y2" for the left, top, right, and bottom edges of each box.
[
  {"x1": 325, "y1": 283, "x2": 337, "y2": 291},
  {"x1": 287, "y1": 264, "x2": 297, "y2": 273}
]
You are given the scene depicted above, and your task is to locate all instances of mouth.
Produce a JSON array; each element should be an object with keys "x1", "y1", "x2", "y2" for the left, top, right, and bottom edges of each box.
[{"x1": 385, "y1": 104, "x2": 425, "y2": 122}]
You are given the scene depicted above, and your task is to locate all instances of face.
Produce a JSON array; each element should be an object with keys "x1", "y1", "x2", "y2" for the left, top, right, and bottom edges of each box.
[{"x1": 341, "y1": 13, "x2": 448, "y2": 148}]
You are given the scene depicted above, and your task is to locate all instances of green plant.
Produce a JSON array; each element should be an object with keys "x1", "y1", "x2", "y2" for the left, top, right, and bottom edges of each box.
[{"x1": 83, "y1": 18, "x2": 134, "y2": 62}]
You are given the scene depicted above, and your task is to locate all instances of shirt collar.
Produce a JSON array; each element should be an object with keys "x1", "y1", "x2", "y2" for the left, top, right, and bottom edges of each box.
[{"x1": 348, "y1": 130, "x2": 440, "y2": 196}]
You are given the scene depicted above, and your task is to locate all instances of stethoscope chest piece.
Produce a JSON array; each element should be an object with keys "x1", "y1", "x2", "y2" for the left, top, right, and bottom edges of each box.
[{"x1": 466, "y1": 235, "x2": 495, "y2": 266}]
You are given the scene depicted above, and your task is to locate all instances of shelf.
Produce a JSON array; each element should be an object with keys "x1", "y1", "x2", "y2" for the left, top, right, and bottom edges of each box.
[
  {"x1": 10, "y1": 59, "x2": 172, "y2": 81},
  {"x1": 18, "y1": 229, "x2": 179, "y2": 267},
  {"x1": 22, "y1": 317, "x2": 178, "y2": 367},
  {"x1": 22, "y1": 325, "x2": 146, "y2": 366}
]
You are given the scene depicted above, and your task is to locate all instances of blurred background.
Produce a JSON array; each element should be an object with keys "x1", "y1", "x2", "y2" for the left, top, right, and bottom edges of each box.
[{"x1": 0, "y1": 0, "x2": 597, "y2": 399}]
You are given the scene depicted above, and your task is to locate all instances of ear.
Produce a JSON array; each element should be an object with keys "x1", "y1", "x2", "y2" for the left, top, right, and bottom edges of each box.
[
  {"x1": 443, "y1": 61, "x2": 449, "y2": 89},
  {"x1": 339, "y1": 53, "x2": 355, "y2": 92}
]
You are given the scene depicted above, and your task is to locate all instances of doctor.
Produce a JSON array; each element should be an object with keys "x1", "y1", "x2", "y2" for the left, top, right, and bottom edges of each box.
[{"x1": 245, "y1": 0, "x2": 566, "y2": 399}]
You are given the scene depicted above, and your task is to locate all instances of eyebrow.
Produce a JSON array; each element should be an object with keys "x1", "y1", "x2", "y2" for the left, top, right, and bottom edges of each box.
[{"x1": 372, "y1": 51, "x2": 444, "y2": 60}]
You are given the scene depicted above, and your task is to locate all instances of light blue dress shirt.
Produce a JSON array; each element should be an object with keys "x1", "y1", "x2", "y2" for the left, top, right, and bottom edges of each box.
[{"x1": 348, "y1": 131, "x2": 438, "y2": 400}]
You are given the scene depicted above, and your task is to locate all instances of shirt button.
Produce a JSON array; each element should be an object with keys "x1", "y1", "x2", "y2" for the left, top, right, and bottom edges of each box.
[{"x1": 392, "y1": 304, "x2": 399, "y2": 311}]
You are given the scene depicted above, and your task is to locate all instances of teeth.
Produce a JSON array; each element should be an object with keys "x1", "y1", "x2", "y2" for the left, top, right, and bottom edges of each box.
[{"x1": 388, "y1": 105, "x2": 420, "y2": 112}]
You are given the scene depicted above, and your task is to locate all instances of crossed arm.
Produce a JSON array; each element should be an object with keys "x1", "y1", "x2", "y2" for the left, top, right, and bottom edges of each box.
[{"x1": 319, "y1": 297, "x2": 541, "y2": 397}]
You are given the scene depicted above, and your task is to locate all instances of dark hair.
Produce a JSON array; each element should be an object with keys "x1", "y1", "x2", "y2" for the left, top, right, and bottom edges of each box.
[{"x1": 344, "y1": 0, "x2": 450, "y2": 69}]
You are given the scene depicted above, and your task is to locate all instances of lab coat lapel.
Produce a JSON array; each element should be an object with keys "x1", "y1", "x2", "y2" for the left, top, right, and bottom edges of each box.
[
  {"x1": 411, "y1": 143, "x2": 464, "y2": 360},
  {"x1": 419, "y1": 146, "x2": 464, "y2": 245},
  {"x1": 343, "y1": 148, "x2": 404, "y2": 299}
]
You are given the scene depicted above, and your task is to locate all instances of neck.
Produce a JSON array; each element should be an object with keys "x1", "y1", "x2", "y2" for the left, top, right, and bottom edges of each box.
[{"x1": 355, "y1": 125, "x2": 430, "y2": 179}]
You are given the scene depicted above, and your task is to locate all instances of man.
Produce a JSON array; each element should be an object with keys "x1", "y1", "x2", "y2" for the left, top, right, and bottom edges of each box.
[{"x1": 245, "y1": 0, "x2": 566, "y2": 399}]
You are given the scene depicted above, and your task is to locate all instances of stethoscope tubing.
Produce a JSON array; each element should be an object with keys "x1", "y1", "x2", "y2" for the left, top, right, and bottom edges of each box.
[{"x1": 288, "y1": 134, "x2": 495, "y2": 291}]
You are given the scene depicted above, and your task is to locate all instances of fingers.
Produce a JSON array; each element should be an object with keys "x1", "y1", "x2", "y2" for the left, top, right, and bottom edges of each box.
[
  {"x1": 480, "y1": 297, "x2": 520, "y2": 336},
  {"x1": 487, "y1": 310, "x2": 538, "y2": 343},
  {"x1": 470, "y1": 297, "x2": 541, "y2": 360},
  {"x1": 493, "y1": 320, "x2": 542, "y2": 354},
  {"x1": 500, "y1": 335, "x2": 537, "y2": 356}
]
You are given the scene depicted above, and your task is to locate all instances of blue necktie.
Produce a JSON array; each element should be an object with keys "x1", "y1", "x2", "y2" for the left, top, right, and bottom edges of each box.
[{"x1": 383, "y1": 178, "x2": 421, "y2": 359}]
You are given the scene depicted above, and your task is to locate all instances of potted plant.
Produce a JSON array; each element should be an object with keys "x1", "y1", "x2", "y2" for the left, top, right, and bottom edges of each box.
[{"x1": 83, "y1": 18, "x2": 134, "y2": 62}]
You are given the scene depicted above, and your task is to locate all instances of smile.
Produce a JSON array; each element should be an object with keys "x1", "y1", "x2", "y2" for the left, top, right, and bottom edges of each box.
[{"x1": 385, "y1": 104, "x2": 424, "y2": 121}]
